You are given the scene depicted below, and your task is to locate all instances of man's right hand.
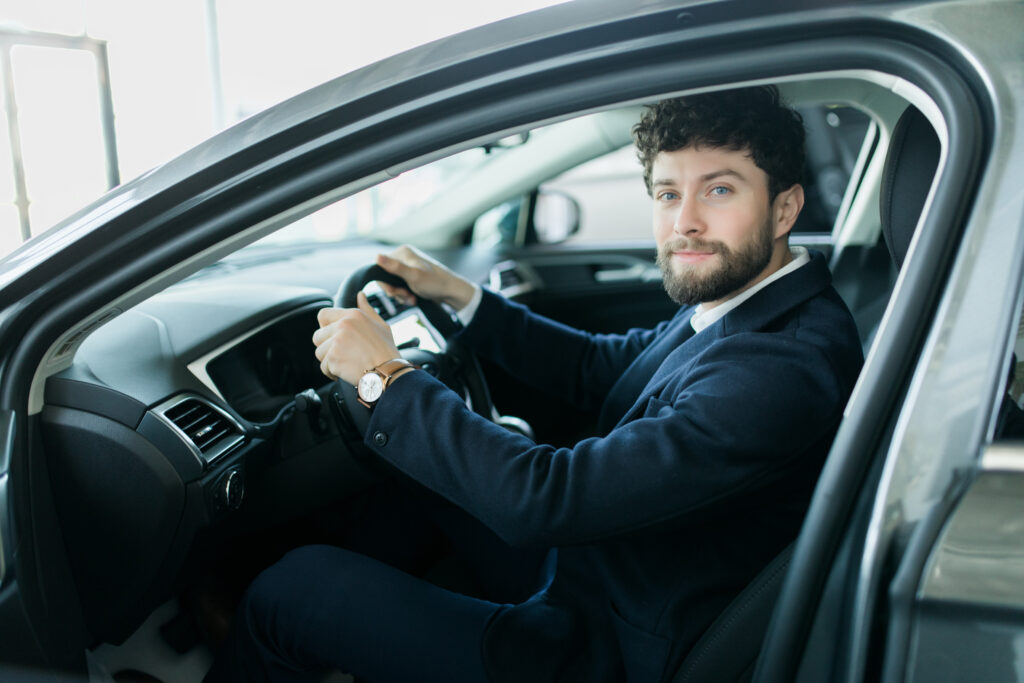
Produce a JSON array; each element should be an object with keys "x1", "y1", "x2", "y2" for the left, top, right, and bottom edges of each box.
[{"x1": 376, "y1": 245, "x2": 477, "y2": 311}]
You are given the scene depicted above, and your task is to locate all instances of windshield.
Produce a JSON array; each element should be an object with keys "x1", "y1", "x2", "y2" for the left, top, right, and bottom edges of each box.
[{"x1": 246, "y1": 145, "x2": 496, "y2": 250}]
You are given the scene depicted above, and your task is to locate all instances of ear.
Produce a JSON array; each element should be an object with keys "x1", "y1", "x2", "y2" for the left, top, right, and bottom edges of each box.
[{"x1": 772, "y1": 184, "x2": 804, "y2": 239}]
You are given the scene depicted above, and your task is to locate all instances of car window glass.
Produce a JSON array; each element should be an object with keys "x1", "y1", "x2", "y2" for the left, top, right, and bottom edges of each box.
[
  {"x1": 794, "y1": 105, "x2": 871, "y2": 235},
  {"x1": 251, "y1": 145, "x2": 493, "y2": 248},
  {"x1": 476, "y1": 104, "x2": 872, "y2": 247},
  {"x1": 539, "y1": 145, "x2": 650, "y2": 244},
  {"x1": 993, "y1": 313, "x2": 1024, "y2": 440},
  {"x1": 235, "y1": 103, "x2": 871, "y2": 255}
]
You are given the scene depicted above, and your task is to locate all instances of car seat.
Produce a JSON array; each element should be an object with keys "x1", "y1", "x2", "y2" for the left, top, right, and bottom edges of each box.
[{"x1": 668, "y1": 104, "x2": 941, "y2": 683}]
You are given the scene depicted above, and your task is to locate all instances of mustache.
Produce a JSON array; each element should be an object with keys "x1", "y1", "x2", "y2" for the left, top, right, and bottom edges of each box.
[{"x1": 659, "y1": 238, "x2": 725, "y2": 255}]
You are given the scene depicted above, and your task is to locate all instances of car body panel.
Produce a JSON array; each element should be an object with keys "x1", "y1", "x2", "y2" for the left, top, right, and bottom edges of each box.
[
  {"x1": 0, "y1": 0, "x2": 1021, "y2": 680},
  {"x1": 834, "y1": 3, "x2": 1024, "y2": 681},
  {"x1": 905, "y1": 452, "x2": 1024, "y2": 682}
]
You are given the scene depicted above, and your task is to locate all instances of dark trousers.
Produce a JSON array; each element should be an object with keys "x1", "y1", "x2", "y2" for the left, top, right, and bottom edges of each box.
[{"x1": 204, "y1": 482, "x2": 546, "y2": 682}]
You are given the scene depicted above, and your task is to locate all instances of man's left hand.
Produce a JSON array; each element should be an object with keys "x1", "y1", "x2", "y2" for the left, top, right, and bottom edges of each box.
[{"x1": 313, "y1": 292, "x2": 401, "y2": 384}]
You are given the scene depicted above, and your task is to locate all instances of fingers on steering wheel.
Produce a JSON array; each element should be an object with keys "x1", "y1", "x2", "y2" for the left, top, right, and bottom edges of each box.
[
  {"x1": 320, "y1": 355, "x2": 337, "y2": 381},
  {"x1": 378, "y1": 281, "x2": 416, "y2": 306},
  {"x1": 355, "y1": 291, "x2": 382, "y2": 321},
  {"x1": 386, "y1": 244, "x2": 417, "y2": 265},
  {"x1": 374, "y1": 253, "x2": 416, "y2": 304},
  {"x1": 316, "y1": 307, "x2": 343, "y2": 328}
]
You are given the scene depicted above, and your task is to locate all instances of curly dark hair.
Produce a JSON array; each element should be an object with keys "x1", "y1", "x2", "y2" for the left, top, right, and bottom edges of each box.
[{"x1": 632, "y1": 86, "x2": 805, "y2": 201}]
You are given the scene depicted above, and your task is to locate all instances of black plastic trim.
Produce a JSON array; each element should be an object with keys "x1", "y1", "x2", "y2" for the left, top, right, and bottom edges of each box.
[
  {"x1": 136, "y1": 412, "x2": 204, "y2": 482},
  {"x1": 0, "y1": 410, "x2": 12, "y2": 584},
  {"x1": 44, "y1": 377, "x2": 147, "y2": 430},
  {"x1": 879, "y1": 469, "x2": 970, "y2": 683}
]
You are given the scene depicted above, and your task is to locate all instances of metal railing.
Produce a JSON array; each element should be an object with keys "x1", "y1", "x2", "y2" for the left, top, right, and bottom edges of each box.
[{"x1": 0, "y1": 27, "x2": 119, "y2": 243}]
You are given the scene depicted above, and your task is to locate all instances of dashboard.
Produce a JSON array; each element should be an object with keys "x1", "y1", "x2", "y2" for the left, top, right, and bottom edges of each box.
[{"x1": 39, "y1": 264, "x2": 449, "y2": 645}]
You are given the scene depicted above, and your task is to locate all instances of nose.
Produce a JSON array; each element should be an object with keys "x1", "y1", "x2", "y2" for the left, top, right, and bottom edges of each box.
[{"x1": 672, "y1": 195, "x2": 705, "y2": 236}]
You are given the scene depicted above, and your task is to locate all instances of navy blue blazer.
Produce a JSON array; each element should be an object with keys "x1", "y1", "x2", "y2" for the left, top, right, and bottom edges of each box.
[{"x1": 365, "y1": 252, "x2": 863, "y2": 683}]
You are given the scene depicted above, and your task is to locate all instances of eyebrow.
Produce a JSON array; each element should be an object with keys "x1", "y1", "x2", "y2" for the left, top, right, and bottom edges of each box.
[
  {"x1": 651, "y1": 168, "x2": 749, "y2": 187},
  {"x1": 701, "y1": 168, "x2": 748, "y2": 183}
]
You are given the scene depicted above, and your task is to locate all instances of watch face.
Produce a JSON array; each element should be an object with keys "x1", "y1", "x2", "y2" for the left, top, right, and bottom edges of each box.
[{"x1": 357, "y1": 372, "x2": 384, "y2": 403}]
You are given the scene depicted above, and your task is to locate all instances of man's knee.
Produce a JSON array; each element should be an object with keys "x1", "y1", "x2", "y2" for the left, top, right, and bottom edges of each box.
[
  {"x1": 243, "y1": 544, "x2": 340, "y2": 627},
  {"x1": 214, "y1": 545, "x2": 348, "y2": 680}
]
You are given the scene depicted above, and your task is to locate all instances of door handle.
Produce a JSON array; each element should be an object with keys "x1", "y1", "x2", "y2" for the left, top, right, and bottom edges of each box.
[{"x1": 593, "y1": 263, "x2": 661, "y2": 283}]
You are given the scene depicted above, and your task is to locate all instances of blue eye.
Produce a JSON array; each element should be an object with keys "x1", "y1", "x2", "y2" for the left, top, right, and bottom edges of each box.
[
  {"x1": 658, "y1": 191, "x2": 680, "y2": 201},
  {"x1": 709, "y1": 186, "x2": 731, "y2": 197}
]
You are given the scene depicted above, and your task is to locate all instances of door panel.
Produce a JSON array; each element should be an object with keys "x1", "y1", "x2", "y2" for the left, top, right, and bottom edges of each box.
[
  {"x1": 455, "y1": 244, "x2": 673, "y2": 445},
  {"x1": 495, "y1": 245, "x2": 675, "y2": 333}
]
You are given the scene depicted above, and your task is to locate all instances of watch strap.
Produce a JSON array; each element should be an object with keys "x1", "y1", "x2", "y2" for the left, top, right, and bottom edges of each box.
[{"x1": 373, "y1": 358, "x2": 415, "y2": 386}]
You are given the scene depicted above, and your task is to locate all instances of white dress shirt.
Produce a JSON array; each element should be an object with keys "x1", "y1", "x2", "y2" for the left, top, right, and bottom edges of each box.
[{"x1": 689, "y1": 246, "x2": 810, "y2": 333}]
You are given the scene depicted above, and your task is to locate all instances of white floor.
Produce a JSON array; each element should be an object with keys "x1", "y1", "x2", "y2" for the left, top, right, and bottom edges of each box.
[{"x1": 90, "y1": 601, "x2": 214, "y2": 682}]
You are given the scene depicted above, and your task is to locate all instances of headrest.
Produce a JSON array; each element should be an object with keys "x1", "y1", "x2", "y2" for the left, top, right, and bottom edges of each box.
[{"x1": 879, "y1": 106, "x2": 940, "y2": 269}]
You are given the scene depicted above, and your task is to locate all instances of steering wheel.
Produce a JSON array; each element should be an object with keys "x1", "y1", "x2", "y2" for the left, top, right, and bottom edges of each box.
[{"x1": 329, "y1": 264, "x2": 496, "y2": 440}]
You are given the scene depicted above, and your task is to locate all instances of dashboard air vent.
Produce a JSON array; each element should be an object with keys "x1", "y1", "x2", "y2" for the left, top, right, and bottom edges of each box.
[
  {"x1": 166, "y1": 399, "x2": 233, "y2": 451},
  {"x1": 155, "y1": 395, "x2": 244, "y2": 466}
]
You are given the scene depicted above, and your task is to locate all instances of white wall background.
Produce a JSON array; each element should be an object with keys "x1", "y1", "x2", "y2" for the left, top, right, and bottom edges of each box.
[{"x1": 0, "y1": 0, "x2": 565, "y2": 257}]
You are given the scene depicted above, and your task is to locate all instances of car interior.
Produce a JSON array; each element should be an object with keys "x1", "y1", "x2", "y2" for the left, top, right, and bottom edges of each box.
[{"x1": 31, "y1": 72, "x2": 946, "y2": 682}]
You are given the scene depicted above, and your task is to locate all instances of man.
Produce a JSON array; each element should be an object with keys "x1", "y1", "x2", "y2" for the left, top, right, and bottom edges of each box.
[{"x1": 206, "y1": 86, "x2": 863, "y2": 683}]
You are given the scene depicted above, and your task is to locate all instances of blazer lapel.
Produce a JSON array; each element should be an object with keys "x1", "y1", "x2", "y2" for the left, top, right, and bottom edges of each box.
[
  {"x1": 596, "y1": 308, "x2": 696, "y2": 434},
  {"x1": 604, "y1": 251, "x2": 834, "y2": 431}
]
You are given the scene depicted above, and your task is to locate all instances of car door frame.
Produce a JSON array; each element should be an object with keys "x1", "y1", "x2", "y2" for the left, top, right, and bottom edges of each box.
[{"x1": 0, "y1": 3, "x2": 993, "y2": 676}]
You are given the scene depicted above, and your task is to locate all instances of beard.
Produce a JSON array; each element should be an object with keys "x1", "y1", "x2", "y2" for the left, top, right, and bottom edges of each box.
[{"x1": 657, "y1": 216, "x2": 775, "y2": 306}]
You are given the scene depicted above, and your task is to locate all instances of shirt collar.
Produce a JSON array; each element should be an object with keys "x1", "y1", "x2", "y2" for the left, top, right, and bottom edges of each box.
[{"x1": 690, "y1": 246, "x2": 811, "y2": 334}]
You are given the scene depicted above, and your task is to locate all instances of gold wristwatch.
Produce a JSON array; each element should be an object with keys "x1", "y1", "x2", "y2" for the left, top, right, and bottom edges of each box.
[{"x1": 356, "y1": 358, "x2": 416, "y2": 408}]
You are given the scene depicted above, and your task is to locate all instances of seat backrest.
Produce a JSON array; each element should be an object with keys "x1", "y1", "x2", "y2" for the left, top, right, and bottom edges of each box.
[
  {"x1": 832, "y1": 104, "x2": 940, "y2": 352},
  {"x1": 672, "y1": 544, "x2": 793, "y2": 683},
  {"x1": 879, "y1": 105, "x2": 941, "y2": 269}
]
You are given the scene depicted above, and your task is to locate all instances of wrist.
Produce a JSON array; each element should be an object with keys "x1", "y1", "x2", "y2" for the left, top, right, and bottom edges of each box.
[{"x1": 441, "y1": 277, "x2": 477, "y2": 310}]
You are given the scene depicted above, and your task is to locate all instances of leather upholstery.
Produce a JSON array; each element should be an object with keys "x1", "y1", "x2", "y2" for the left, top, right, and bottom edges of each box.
[
  {"x1": 673, "y1": 544, "x2": 794, "y2": 683},
  {"x1": 880, "y1": 106, "x2": 941, "y2": 269}
]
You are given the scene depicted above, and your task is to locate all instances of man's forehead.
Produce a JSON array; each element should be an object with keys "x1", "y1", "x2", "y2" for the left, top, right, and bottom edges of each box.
[
  {"x1": 653, "y1": 145, "x2": 755, "y2": 165},
  {"x1": 651, "y1": 146, "x2": 763, "y2": 182}
]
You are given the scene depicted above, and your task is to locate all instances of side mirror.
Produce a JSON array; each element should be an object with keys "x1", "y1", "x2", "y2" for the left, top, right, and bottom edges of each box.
[{"x1": 533, "y1": 190, "x2": 580, "y2": 245}]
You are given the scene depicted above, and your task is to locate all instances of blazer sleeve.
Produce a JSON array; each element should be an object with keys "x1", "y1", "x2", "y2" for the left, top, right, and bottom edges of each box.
[
  {"x1": 456, "y1": 289, "x2": 673, "y2": 410},
  {"x1": 365, "y1": 330, "x2": 850, "y2": 549}
]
